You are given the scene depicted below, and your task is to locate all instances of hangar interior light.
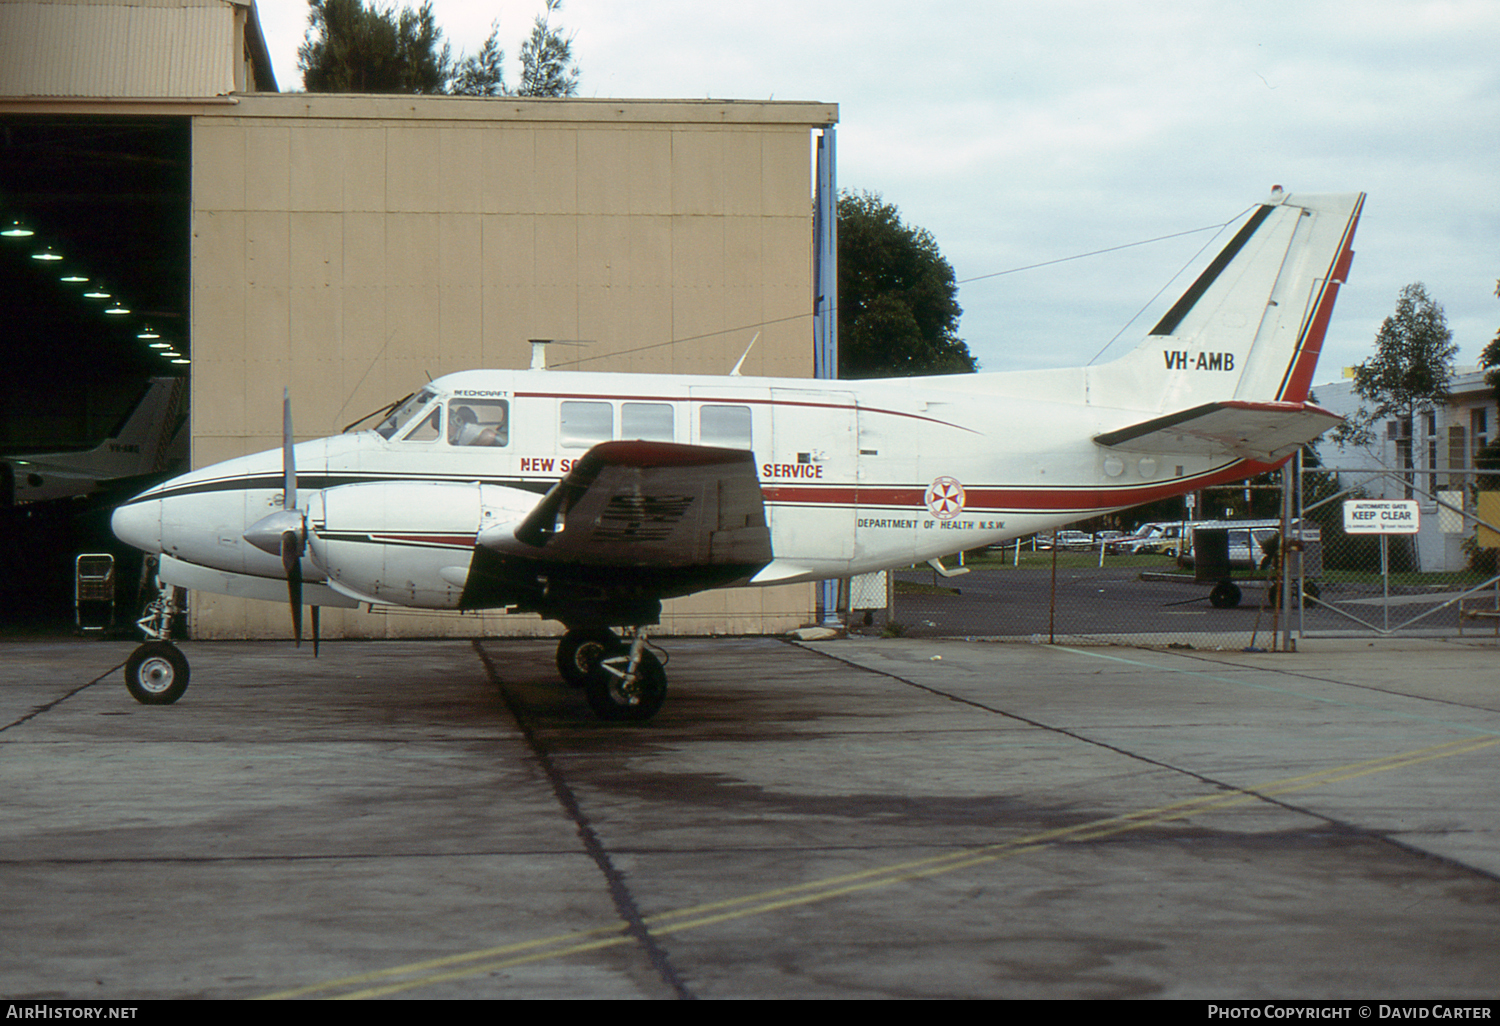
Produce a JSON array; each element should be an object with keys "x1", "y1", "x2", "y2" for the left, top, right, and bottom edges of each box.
[{"x1": 3, "y1": 212, "x2": 181, "y2": 365}]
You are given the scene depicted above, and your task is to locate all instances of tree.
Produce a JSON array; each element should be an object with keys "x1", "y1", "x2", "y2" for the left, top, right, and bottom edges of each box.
[
  {"x1": 300, "y1": 0, "x2": 581, "y2": 98},
  {"x1": 514, "y1": 0, "x2": 580, "y2": 97},
  {"x1": 837, "y1": 191, "x2": 975, "y2": 379},
  {"x1": 1480, "y1": 279, "x2": 1500, "y2": 405},
  {"x1": 1333, "y1": 282, "x2": 1456, "y2": 450},
  {"x1": 449, "y1": 21, "x2": 506, "y2": 96},
  {"x1": 298, "y1": 0, "x2": 451, "y2": 94}
]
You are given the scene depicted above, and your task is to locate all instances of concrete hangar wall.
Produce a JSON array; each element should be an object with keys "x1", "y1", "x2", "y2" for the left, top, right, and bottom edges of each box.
[{"x1": 187, "y1": 93, "x2": 839, "y2": 640}]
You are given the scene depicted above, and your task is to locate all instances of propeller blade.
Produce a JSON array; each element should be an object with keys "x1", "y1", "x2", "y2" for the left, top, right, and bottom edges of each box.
[
  {"x1": 282, "y1": 388, "x2": 296, "y2": 511},
  {"x1": 272, "y1": 387, "x2": 315, "y2": 653},
  {"x1": 282, "y1": 528, "x2": 304, "y2": 648}
]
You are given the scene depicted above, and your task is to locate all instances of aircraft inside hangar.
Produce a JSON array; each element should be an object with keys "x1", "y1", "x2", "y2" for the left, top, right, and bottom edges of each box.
[{"x1": 0, "y1": 115, "x2": 192, "y2": 629}]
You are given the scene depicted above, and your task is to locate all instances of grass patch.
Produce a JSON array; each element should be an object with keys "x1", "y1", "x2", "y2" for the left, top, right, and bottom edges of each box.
[
  {"x1": 956, "y1": 550, "x2": 1183, "y2": 572},
  {"x1": 895, "y1": 580, "x2": 962, "y2": 596}
]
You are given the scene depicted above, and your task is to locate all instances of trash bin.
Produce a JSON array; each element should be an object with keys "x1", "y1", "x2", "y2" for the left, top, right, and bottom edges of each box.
[{"x1": 1191, "y1": 527, "x2": 1231, "y2": 584}]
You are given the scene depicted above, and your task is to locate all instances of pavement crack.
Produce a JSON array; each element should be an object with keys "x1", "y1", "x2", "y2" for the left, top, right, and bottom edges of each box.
[
  {"x1": 470, "y1": 640, "x2": 694, "y2": 1000},
  {"x1": 1, "y1": 659, "x2": 126, "y2": 733}
]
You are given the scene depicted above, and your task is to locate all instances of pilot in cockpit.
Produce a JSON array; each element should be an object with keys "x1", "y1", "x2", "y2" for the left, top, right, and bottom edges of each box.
[{"x1": 449, "y1": 402, "x2": 507, "y2": 446}]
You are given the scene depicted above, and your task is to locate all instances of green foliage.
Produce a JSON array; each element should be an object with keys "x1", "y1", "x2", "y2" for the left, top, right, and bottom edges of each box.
[
  {"x1": 515, "y1": 0, "x2": 580, "y2": 97},
  {"x1": 1477, "y1": 441, "x2": 1500, "y2": 490},
  {"x1": 1481, "y1": 279, "x2": 1500, "y2": 405},
  {"x1": 299, "y1": 0, "x2": 451, "y2": 93},
  {"x1": 1335, "y1": 282, "x2": 1456, "y2": 449},
  {"x1": 449, "y1": 21, "x2": 506, "y2": 96},
  {"x1": 1462, "y1": 532, "x2": 1497, "y2": 575},
  {"x1": 300, "y1": 0, "x2": 580, "y2": 98},
  {"x1": 837, "y1": 191, "x2": 976, "y2": 379},
  {"x1": 1471, "y1": 434, "x2": 1500, "y2": 572}
]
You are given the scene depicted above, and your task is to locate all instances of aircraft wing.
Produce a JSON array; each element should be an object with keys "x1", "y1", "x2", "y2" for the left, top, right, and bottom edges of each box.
[
  {"x1": 465, "y1": 440, "x2": 772, "y2": 622},
  {"x1": 1093, "y1": 401, "x2": 1342, "y2": 462}
]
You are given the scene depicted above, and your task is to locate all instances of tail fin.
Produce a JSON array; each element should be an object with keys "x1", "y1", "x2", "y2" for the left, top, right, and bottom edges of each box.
[
  {"x1": 1098, "y1": 190, "x2": 1363, "y2": 413},
  {"x1": 101, "y1": 377, "x2": 187, "y2": 475},
  {"x1": 3, "y1": 378, "x2": 187, "y2": 504}
]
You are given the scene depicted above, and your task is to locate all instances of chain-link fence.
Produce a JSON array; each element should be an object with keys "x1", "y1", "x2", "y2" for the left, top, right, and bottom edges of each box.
[
  {"x1": 861, "y1": 465, "x2": 1500, "y2": 650},
  {"x1": 1296, "y1": 467, "x2": 1500, "y2": 638}
]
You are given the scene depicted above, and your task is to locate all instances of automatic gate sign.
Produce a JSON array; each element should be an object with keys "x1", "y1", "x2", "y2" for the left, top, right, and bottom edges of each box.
[{"x1": 1343, "y1": 499, "x2": 1420, "y2": 534}]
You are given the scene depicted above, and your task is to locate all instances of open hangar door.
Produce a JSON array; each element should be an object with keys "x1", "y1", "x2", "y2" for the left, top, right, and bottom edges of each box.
[{"x1": 0, "y1": 114, "x2": 190, "y2": 632}]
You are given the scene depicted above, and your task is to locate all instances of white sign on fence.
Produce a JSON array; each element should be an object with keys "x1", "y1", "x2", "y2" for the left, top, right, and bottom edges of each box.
[{"x1": 1343, "y1": 499, "x2": 1421, "y2": 535}]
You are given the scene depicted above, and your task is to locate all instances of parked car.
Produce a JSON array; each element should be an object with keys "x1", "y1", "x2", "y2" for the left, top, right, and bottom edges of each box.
[
  {"x1": 1120, "y1": 521, "x2": 1189, "y2": 556},
  {"x1": 1096, "y1": 530, "x2": 1127, "y2": 553}
]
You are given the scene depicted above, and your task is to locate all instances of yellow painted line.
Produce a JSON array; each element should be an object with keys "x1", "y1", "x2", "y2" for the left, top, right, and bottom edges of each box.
[{"x1": 260, "y1": 734, "x2": 1500, "y2": 999}]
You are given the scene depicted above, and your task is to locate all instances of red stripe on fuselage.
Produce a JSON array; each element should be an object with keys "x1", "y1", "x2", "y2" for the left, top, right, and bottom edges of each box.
[
  {"x1": 764, "y1": 458, "x2": 1281, "y2": 513},
  {"x1": 368, "y1": 533, "x2": 477, "y2": 549}
]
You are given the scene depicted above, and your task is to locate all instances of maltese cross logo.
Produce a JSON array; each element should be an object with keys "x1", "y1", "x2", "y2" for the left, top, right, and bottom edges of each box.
[{"x1": 924, "y1": 477, "x2": 965, "y2": 520}]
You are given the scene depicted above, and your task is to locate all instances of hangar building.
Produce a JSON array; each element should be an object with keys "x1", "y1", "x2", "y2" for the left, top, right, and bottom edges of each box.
[{"x1": 0, "y1": 0, "x2": 839, "y2": 638}]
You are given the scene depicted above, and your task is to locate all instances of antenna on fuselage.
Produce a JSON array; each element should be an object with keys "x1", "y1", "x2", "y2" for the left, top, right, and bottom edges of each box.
[
  {"x1": 730, "y1": 332, "x2": 760, "y2": 376},
  {"x1": 529, "y1": 339, "x2": 593, "y2": 370}
]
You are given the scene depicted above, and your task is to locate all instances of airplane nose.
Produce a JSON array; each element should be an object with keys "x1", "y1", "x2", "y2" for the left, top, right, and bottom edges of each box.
[{"x1": 112, "y1": 498, "x2": 163, "y2": 554}]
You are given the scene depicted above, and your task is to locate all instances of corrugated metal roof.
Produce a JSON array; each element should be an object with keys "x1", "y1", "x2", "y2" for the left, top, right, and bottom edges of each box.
[{"x1": 0, "y1": 0, "x2": 263, "y2": 98}]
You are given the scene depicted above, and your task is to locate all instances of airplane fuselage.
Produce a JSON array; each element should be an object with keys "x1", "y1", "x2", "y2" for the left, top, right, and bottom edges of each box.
[
  {"x1": 114, "y1": 365, "x2": 1277, "y2": 616},
  {"x1": 106, "y1": 190, "x2": 1364, "y2": 715}
]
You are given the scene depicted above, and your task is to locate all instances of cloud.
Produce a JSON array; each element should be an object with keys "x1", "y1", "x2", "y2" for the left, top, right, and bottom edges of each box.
[{"x1": 255, "y1": 0, "x2": 1500, "y2": 377}]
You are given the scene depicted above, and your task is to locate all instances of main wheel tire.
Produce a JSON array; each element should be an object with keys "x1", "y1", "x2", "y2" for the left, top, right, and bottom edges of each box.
[
  {"x1": 1208, "y1": 581, "x2": 1242, "y2": 609},
  {"x1": 583, "y1": 648, "x2": 666, "y2": 722},
  {"x1": 557, "y1": 628, "x2": 623, "y2": 688},
  {"x1": 124, "y1": 642, "x2": 189, "y2": 705}
]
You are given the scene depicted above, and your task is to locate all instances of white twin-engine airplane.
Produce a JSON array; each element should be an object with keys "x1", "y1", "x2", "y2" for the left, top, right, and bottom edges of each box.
[{"x1": 111, "y1": 189, "x2": 1363, "y2": 720}]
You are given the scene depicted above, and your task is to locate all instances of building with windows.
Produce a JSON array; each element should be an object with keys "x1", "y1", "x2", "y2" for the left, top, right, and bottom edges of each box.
[{"x1": 1312, "y1": 368, "x2": 1498, "y2": 570}]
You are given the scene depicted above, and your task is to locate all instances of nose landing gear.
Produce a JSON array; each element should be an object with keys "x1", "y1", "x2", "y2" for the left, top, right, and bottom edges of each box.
[{"x1": 124, "y1": 577, "x2": 189, "y2": 705}]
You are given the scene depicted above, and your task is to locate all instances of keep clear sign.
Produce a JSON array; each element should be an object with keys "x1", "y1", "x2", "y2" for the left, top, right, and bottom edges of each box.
[{"x1": 1343, "y1": 499, "x2": 1421, "y2": 535}]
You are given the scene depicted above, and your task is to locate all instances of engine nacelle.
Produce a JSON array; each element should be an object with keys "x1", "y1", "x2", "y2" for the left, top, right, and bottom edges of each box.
[{"x1": 310, "y1": 480, "x2": 531, "y2": 607}]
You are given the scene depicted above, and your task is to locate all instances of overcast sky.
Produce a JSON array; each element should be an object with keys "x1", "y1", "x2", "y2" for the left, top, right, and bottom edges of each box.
[{"x1": 253, "y1": 0, "x2": 1500, "y2": 385}]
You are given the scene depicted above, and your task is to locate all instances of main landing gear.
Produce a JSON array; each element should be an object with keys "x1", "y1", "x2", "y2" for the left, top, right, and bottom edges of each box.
[
  {"x1": 556, "y1": 626, "x2": 667, "y2": 722},
  {"x1": 124, "y1": 577, "x2": 190, "y2": 705}
]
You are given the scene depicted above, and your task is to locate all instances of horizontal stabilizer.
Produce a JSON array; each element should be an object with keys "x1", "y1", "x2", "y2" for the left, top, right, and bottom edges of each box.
[{"x1": 1093, "y1": 401, "x2": 1341, "y2": 462}]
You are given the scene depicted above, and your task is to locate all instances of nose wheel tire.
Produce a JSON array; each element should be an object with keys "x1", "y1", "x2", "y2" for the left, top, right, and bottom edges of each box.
[
  {"x1": 584, "y1": 648, "x2": 667, "y2": 722},
  {"x1": 124, "y1": 642, "x2": 190, "y2": 705}
]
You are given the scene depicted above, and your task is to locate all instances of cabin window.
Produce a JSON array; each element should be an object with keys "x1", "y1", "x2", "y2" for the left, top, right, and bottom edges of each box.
[
  {"x1": 700, "y1": 404, "x2": 752, "y2": 449},
  {"x1": 622, "y1": 402, "x2": 673, "y2": 442},
  {"x1": 448, "y1": 398, "x2": 509, "y2": 447},
  {"x1": 560, "y1": 400, "x2": 613, "y2": 449},
  {"x1": 403, "y1": 405, "x2": 442, "y2": 442}
]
